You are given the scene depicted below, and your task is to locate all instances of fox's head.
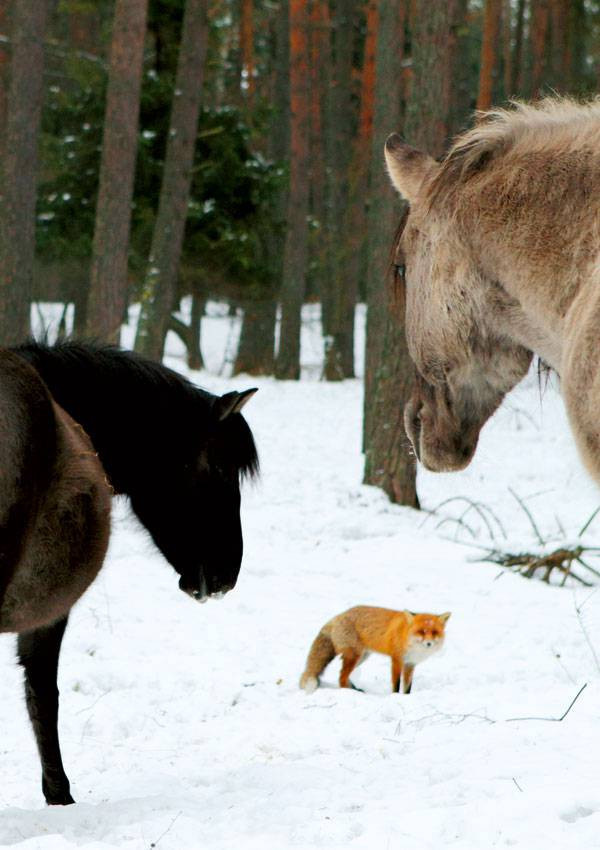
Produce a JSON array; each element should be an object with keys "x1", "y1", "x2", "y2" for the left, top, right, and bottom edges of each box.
[{"x1": 404, "y1": 611, "x2": 451, "y2": 661}]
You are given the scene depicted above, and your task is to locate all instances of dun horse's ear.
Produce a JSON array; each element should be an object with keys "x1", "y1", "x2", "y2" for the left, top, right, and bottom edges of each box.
[
  {"x1": 384, "y1": 134, "x2": 437, "y2": 203},
  {"x1": 214, "y1": 388, "x2": 258, "y2": 421}
]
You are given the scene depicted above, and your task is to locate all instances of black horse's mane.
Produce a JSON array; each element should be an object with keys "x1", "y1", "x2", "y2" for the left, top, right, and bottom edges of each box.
[{"x1": 13, "y1": 339, "x2": 259, "y2": 483}]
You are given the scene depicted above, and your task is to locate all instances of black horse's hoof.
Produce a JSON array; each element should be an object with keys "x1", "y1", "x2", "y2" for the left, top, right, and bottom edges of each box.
[{"x1": 44, "y1": 781, "x2": 75, "y2": 806}]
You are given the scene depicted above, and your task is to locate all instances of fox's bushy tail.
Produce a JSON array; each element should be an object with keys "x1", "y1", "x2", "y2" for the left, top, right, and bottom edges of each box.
[{"x1": 299, "y1": 629, "x2": 335, "y2": 693}]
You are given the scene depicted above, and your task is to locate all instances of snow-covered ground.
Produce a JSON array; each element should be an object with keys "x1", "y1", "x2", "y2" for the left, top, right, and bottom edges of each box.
[{"x1": 3, "y1": 303, "x2": 600, "y2": 849}]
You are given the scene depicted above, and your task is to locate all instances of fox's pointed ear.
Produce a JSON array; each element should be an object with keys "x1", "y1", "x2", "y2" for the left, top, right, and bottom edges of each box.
[
  {"x1": 440, "y1": 612, "x2": 451, "y2": 623},
  {"x1": 384, "y1": 134, "x2": 438, "y2": 203},
  {"x1": 214, "y1": 388, "x2": 257, "y2": 421},
  {"x1": 405, "y1": 610, "x2": 415, "y2": 623}
]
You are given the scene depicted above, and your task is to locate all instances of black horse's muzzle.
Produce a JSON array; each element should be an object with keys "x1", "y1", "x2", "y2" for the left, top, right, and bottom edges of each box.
[{"x1": 178, "y1": 571, "x2": 236, "y2": 603}]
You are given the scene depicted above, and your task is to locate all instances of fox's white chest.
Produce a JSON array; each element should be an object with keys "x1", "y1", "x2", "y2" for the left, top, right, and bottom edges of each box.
[{"x1": 403, "y1": 641, "x2": 442, "y2": 666}]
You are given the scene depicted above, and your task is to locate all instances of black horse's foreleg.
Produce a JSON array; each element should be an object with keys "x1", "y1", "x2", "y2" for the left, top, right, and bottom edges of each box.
[{"x1": 17, "y1": 615, "x2": 75, "y2": 805}]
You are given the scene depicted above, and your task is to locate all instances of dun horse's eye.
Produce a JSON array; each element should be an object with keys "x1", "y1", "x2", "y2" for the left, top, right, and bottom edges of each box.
[{"x1": 395, "y1": 262, "x2": 406, "y2": 281}]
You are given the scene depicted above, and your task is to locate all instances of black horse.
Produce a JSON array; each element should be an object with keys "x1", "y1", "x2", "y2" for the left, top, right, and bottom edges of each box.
[{"x1": 9, "y1": 340, "x2": 258, "y2": 805}]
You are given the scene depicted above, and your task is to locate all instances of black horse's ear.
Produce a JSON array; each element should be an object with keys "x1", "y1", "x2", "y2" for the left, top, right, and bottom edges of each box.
[{"x1": 214, "y1": 388, "x2": 258, "y2": 421}]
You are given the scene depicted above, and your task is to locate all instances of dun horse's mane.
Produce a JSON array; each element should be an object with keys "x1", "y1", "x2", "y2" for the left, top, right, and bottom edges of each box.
[{"x1": 428, "y1": 97, "x2": 600, "y2": 207}]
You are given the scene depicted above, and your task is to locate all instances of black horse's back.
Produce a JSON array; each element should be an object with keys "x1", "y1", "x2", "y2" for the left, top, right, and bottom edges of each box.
[
  {"x1": 14, "y1": 340, "x2": 259, "y2": 599},
  {"x1": 14, "y1": 340, "x2": 259, "y2": 493},
  {"x1": 0, "y1": 349, "x2": 111, "y2": 633},
  {"x1": 0, "y1": 352, "x2": 58, "y2": 612}
]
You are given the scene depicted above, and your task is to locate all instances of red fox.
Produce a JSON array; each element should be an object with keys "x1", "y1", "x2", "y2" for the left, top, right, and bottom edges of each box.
[{"x1": 299, "y1": 606, "x2": 450, "y2": 694}]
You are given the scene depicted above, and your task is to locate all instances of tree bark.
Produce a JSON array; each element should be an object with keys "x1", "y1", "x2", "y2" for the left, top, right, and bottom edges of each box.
[
  {"x1": 0, "y1": 0, "x2": 49, "y2": 345},
  {"x1": 321, "y1": 0, "x2": 357, "y2": 381},
  {"x1": 275, "y1": 0, "x2": 310, "y2": 380},
  {"x1": 530, "y1": 0, "x2": 549, "y2": 98},
  {"x1": 0, "y1": 2, "x2": 9, "y2": 150},
  {"x1": 364, "y1": 0, "x2": 457, "y2": 507},
  {"x1": 566, "y1": 0, "x2": 586, "y2": 93},
  {"x1": 404, "y1": 0, "x2": 457, "y2": 154},
  {"x1": 86, "y1": 0, "x2": 148, "y2": 343},
  {"x1": 502, "y1": 0, "x2": 512, "y2": 98},
  {"x1": 477, "y1": 0, "x2": 501, "y2": 111},
  {"x1": 168, "y1": 294, "x2": 205, "y2": 369},
  {"x1": 234, "y1": 298, "x2": 277, "y2": 375},
  {"x1": 307, "y1": 0, "x2": 328, "y2": 303},
  {"x1": 233, "y1": 0, "x2": 288, "y2": 377},
  {"x1": 512, "y1": 0, "x2": 526, "y2": 96},
  {"x1": 240, "y1": 0, "x2": 255, "y2": 99},
  {"x1": 134, "y1": 0, "x2": 208, "y2": 361}
]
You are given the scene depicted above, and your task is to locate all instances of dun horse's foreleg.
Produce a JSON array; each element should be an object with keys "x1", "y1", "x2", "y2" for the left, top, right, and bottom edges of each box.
[{"x1": 18, "y1": 616, "x2": 74, "y2": 805}]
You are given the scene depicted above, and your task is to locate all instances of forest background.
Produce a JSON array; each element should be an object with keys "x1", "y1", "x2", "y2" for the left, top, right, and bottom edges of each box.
[{"x1": 0, "y1": 0, "x2": 598, "y2": 507}]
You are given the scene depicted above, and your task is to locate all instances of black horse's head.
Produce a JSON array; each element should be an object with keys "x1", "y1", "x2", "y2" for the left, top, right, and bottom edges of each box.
[
  {"x1": 130, "y1": 387, "x2": 258, "y2": 602},
  {"x1": 11, "y1": 341, "x2": 260, "y2": 604}
]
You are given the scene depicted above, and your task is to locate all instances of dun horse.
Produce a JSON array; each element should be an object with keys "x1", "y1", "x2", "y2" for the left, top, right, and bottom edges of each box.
[
  {"x1": 384, "y1": 98, "x2": 600, "y2": 480},
  {"x1": 5, "y1": 341, "x2": 258, "y2": 805}
]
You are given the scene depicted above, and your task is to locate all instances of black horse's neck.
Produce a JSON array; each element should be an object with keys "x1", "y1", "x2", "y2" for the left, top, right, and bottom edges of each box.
[{"x1": 13, "y1": 341, "x2": 257, "y2": 496}]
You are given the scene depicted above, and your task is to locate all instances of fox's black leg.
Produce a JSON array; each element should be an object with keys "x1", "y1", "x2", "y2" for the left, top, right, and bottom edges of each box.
[
  {"x1": 18, "y1": 616, "x2": 74, "y2": 805},
  {"x1": 392, "y1": 657, "x2": 402, "y2": 693},
  {"x1": 403, "y1": 664, "x2": 415, "y2": 694}
]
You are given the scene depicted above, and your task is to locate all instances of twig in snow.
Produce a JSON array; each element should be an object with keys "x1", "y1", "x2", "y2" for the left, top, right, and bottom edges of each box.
[
  {"x1": 458, "y1": 540, "x2": 599, "y2": 587},
  {"x1": 420, "y1": 495, "x2": 506, "y2": 540},
  {"x1": 149, "y1": 811, "x2": 182, "y2": 849},
  {"x1": 573, "y1": 594, "x2": 600, "y2": 675},
  {"x1": 579, "y1": 505, "x2": 600, "y2": 537},
  {"x1": 408, "y1": 707, "x2": 496, "y2": 728},
  {"x1": 551, "y1": 647, "x2": 577, "y2": 686},
  {"x1": 506, "y1": 683, "x2": 587, "y2": 722},
  {"x1": 508, "y1": 487, "x2": 545, "y2": 546},
  {"x1": 512, "y1": 777, "x2": 524, "y2": 793}
]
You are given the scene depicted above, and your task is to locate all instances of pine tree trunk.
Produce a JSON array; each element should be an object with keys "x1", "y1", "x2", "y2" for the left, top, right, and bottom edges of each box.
[
  {"x1": 549, "y1": 0, "x2": 568, "y2": 92},
  {"x1": 512, "y1": 0, "x2": 526, "y2": 96},
  {"x1": 86, "y1": 0, "x2": 148, "y2": 343},
  {"x1": 363, "y1": 0, "x2": 405, "y2": 450},
  {"x1": 448, "y1": 0, "x2": 470, "y2": 137},
  {"x1": 0, "y1": 2, "x2": 9, "y2": 150},
  {"x1": 530, "y1": 0, "x2": 549, "y2": 98},
  {"x1": 0, "y1": 0, "x2": 49, "y2": 345},
  {"x1": 477, "y1": 0, "x2": 501, "y2": 111},
  {"x1": 502, "y1": 0, "x2": 513, "y2": 98},
  {"x1": 364, "y1": 0, "x2": 457, "y2": 507},
  {"x1": 234, "y1": 298, "x2": 277, "y2": 375},
  {"x1": 167, "y1": 294, "x2": 205, "y2": 369},
  {"x1": 240, "y1": 0, "x2": 255, "y2": 99},
  {"x1": 233, "y1": 0, "x2": 287, "y2": 378},
  {"x1": 567, "y1": 0, "x2": 586, "y2": 93},
  {"x1": 320, "y1": 0, "x2": 357, "y2": 381},
  {"x1": 134, "y1": 0, "x2": 208, "y2": 361},
  {"x1": 188, "y1": 293, "x2": 205, "y2": 370},
  {"x1": 308, "y1": 0, "x2": 328, "y2": 305},
  {"x1": 275, "y1": 0, "x2": 310, "y2": 380}
]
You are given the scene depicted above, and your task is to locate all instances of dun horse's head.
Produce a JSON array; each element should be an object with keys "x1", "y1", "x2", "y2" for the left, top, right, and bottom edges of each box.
[{"x1": 384, "y1": 134, "x2": 532, "y2": 473}]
